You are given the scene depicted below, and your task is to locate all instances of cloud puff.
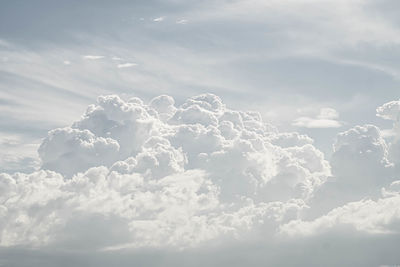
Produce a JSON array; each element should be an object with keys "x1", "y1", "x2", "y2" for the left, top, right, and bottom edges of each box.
[
  {"x1": 280, "y1": 183, "x2": 400, "y2": 237},
  {"x1": 307, "y1": 124, "x2": 396, "y2": 218},
  {"x1": 280, "y1": 100, "x2": 400, "y2": 252},
  {"x1": 38, "y1": 127, "x2": 120, "y2": 177},
  {"x1": 0, "y1": 93, "x2": 330, "y2": 249},
  {"x1": 1, "y1": 94, "x2": 400, "y2": 265}
]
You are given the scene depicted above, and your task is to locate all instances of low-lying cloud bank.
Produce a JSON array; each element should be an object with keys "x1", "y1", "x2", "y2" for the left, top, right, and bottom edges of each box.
[{"x1": 1, "y1": 94, "x2": 400, "y2": 266}]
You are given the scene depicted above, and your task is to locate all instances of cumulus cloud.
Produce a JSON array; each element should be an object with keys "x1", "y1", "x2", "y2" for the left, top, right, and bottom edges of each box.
[
  {"x1": 38, "y1": 127, "x2": 120, "y2": 177},
  {"x1": 377, "y1": 100, "x2": 400, "y2": 166},
  {"x1": 281, "y1": 183, "x2": 400, "y2": 237},
  {"x1": 377, "y1": 100, "x2": 400, "y2": 122},
  {"x1": 1, "y1": 94, "x2": 400, "y2": 265},
  {"x1": 277, "y1": 101, "x2": 400, "y2": 267},
  {"x1": 306, "y1": 124, "x2": 396, "y2": 218},
  {"x1": 0, "y1": 93, "x2": 329, "y2": 248}
]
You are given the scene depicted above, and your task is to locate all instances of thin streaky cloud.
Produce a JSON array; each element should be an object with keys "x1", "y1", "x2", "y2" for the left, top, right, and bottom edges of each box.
[
  {"x1": 83, "y1": 55, "x2": 105, "y2": 60},
  {"x1": 117, "y1": 63, "x2": 137, "y2": 68},
  {"x1": 176, "y1": 19, "x2": 188, "y2": 24},
  {"x1": 292, "y1": 117, "x2": 343, "y2": 128}
]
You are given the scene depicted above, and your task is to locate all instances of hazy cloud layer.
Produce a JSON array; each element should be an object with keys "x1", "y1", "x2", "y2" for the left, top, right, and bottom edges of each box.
[{"x1": 1, "y1": 94, "x2": 400, "y2": 266}]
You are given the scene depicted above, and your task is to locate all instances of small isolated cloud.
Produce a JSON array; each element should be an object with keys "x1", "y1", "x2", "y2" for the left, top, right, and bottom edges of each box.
[
  {"x1": 83, "y1": 55, "x2": 105, "y2": 60},
  {"x1": 293, "y1": 107, "x2": 343, "y2": 128},
  {"x1": 117, "y1": 63, "x2": 137, "y2": 68},
  {"x1": 153, "y1": 17, "x2": 165, "y2": 22},
  {"x1": 63, "y1": 60, "x2": 71, "y2": 65},
  {"x1": 176, "y1": 19, "x2": 188, "y2": 24},
  {"x1": 112, "y1": 56, "x2": 123, "y2": 61}
]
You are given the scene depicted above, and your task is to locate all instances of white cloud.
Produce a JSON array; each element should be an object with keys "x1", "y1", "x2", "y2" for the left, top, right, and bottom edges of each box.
[
  {"x1": 111, "y1": 56, "x2": 123, "y2": 61},
  {"x1": 317, "y1": 107, "x2": 339, "y2": 120},
  {"x1": 38, "y1": 127, "x2": 120, "y2": 177},
  {"x1": 153, "y1": 17, "x2": 165, "y2": 22},
  {"x1": 293, "y1": 117, "x2": 342, "y2": 128},
  {"x1": 1, "y1": 94, "x2": 400, "y2": 265},
  {"x1": 293, "y1": 107, "x2": 343, "y2": 128},
  {"x1": 0, "y1": 93, "x2": 331, "y2": 249},
  {"x1": 377, "y1": 100, "x2": 400, "y2": 122},
  {"x1": 83, "y1": 55, "x2": 105, "y2": 60},
  {"x1": 376, "y1": 100, "x2": 400, "y2": 165},
  {"x1": 117, "y1": 63, "x2": 137, "y2": 68},
  {"x1": 280, "y1": 102, "x2": 400, "y2": 242},
  {"x1": 176, "y1": 19, "x2": 188, "y2": 24},
  {"x1": 280, "y1": 186, "x2": 400, "y2": 237},
  {"x1": 2, "y1": 0, "x2": 400, "y2": 263}
]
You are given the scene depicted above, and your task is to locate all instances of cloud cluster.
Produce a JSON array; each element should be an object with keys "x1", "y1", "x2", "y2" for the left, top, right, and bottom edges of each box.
[
  {"x1": 286, "y1": 100, "x2": 400, "y2": 233},
  {"x1": 281, "y1": 180, "x2": 400, "y2": 237},
  {"x1": 1, "y1": 94, "x2": 400, "y2": 265}
]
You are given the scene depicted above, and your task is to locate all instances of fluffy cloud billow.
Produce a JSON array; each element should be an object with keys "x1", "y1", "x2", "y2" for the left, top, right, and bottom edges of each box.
[{"x1": 1, "y1": 94, "x2": 400, "y2": 266}]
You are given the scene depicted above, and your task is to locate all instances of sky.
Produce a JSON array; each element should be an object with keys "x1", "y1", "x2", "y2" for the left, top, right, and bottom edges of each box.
[{"x1": 1, "y1": 0, "x2": 400, "y2": 266}]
